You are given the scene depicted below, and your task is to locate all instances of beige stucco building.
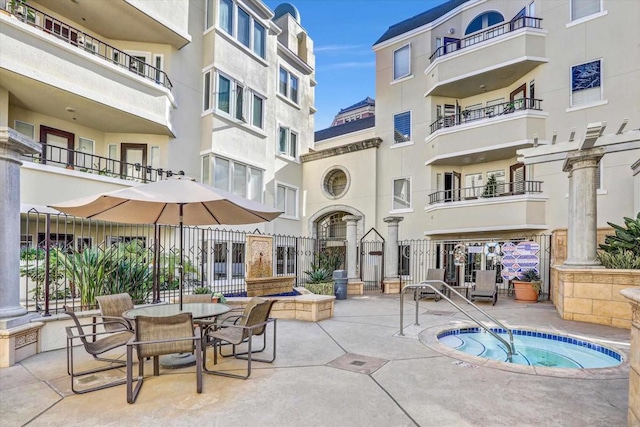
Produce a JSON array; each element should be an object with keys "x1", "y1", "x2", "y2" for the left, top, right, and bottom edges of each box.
[
  {"x1": 302, "y1": 0, "x2": 639, "y2": 244},
  {"x1": 2, "y1": 0, "x2": 315, "y2": 238}
]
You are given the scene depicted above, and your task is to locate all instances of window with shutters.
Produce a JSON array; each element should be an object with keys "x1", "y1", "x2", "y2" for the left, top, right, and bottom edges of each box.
[
  {"x1": 393, "y1": 44, "x2": 410, "y2": 80},
  {"x1": 571, "y1": 0, "x2": 601, "y2": 21},
  {"x1": 571, "y1": 60, "x2": 602, "y2": 107},
  {"x1": 394, "y1": 111, "x2": 411, "y2": 143}
]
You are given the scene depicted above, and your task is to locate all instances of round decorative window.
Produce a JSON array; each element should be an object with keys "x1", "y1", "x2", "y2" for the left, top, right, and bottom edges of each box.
[{"x1": 323, "y1": 168, "x2": 349, "y2": 199}]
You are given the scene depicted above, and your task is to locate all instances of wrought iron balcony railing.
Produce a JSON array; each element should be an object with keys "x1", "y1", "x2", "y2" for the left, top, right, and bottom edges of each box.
[
  {"x1": 428, "y1": 180, "x2": 543, "y2": 205},
  {"x1": 6, "y1": 2, "x2": 172, "y2": 90},
  {"x1": 25, "y1": 144, "x2": 183, "y2": 183},
  {"x1": 429, "y1": 98, "x2": 542, "y2": 134},
  {"x1": 429, "y1": 16, "x2": 542, "y2": 63}
]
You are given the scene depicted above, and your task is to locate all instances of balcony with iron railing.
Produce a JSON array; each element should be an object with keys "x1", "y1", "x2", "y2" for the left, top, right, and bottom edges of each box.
[
  {"x1": 428, "y1": 180, "x2": 543, "y2": 205},
  {"x1": 425, "y1": 16, "x2": 546, "y2": 98},
  {"x1": 5, "y1": 2, "x2": 172, "y2": 90},
  {"x1": 24, "y1": 144, "x2": 184, "y2": 183},
  {"x1": 430, "y1": 98, "x2": 542, "y2": 134},
  {"x1": 424, "y1": 180, "x2": 547, "y2": 235},
  {"x1": 429, "y1": 17, "x2": 542, "y2": 63}
]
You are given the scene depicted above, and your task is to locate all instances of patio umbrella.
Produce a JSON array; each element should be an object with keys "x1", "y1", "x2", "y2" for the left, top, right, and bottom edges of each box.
[{"x1": 50, "y1": 176, "x2": 282, "y2": 309}]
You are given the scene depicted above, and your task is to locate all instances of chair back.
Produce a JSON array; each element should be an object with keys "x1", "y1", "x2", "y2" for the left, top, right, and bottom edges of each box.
[
  {"x1": 426, "y1": 268, "x2": 445, "y2": 282},
  {"x1": 182, "y1": 294, "x2": 212, "y2": 303},
  {"x1": 134, "y1": 313, "x2": 194, "y2": 359},
  {"x1": 474, "y1": 270, "x2": 496, "y2": 292},
  {"x1": 64, "y1": 307, "x2": 91, "y2": 348},
  {"x1": 240, "y1": 297, "x2": 275, "y2": 338},
  {"x1": 96, "y1": 293, "x2": 134, "y2": 332}
]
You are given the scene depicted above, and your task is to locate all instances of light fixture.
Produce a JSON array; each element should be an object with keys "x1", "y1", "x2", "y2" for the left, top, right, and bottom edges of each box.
[
  {"x1": 448, "y1": 28, "x2": 455, "y2": 34},
  {"x1": 65, "y1": 107, "x2": 75, "y2": 112}
]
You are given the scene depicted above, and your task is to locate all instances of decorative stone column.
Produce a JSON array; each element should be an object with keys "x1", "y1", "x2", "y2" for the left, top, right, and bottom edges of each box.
[
  {"x1": 621, "y1": 288, "x2": 640, "y2": 426},
  {"x1": 382, "y1": 216, "x2": 403, "y2": 294},
  {"x1": 0, "y1": 126, "x2": 43, "y2": 367},
  {"x1": 342, "y1": 215, "x2": 364, "y2": 295},
  {"x1": 0, "y1": 128, "x2": 41, "y2": 319},
  {"x1": 562, "y1": 147, "x2": 605, "y2": 266}
]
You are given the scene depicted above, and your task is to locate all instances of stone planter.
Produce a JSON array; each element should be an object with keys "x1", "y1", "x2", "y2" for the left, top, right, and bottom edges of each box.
[{"x1": 513, "y1": 281, "x2": 539, "y2": 303}]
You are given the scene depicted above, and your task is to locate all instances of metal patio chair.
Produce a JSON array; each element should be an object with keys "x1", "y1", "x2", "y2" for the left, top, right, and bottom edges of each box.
[
  {"x1": 202, "y1": 297, "x2": 276, "y2": 379},
  {"x1": 96, "y1": 293, "x2": 134, "y2": 332},
  {"x1": 469, "y1": 270, "x2": 498, "y2": 305},
  {"x1": 64, "y1": 307, "x2": 133, "y2": 394},
  {"x1": 416, "y1": 268, "x2": 446, "y2": 301},
  {"x1": 126, "y1": 313, "x2": 202, "y2": 403}
]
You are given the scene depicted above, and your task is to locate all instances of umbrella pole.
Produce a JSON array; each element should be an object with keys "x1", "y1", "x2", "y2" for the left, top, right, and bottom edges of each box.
[{"x1": 179, "y1": 204, "x2": 184, "y2": 311}]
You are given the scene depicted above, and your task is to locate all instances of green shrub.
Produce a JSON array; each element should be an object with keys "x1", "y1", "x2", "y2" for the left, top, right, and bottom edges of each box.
[
  {"x1": 304, "y1": 268, "x2": 332, "y2": 284},
  {"x1": 305, "y1": 282, "x2": 334, "y2": 295},
  {"x1": 598, "y1": 212, "x2": 640, "y2": 270},
  {"x1": 597, "y1": 250, "x2": 640, "y2": 269},
  {"x1": 193, "y1": 286, "x2": 211, "y2": 294}
]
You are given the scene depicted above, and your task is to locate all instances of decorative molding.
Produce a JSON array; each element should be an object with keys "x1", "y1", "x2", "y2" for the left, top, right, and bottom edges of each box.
[
  {"x1": 15, "y1": 330, "x2": 38, "y2": 349},
  {"x1": 300, "y1": 138, "x2": 382, "y2": 162}
]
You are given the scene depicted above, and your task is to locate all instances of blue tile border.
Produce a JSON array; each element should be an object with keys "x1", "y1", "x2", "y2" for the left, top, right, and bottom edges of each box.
[{"x1": 437, "y1": 328, "x2": 622, "y2": 362}]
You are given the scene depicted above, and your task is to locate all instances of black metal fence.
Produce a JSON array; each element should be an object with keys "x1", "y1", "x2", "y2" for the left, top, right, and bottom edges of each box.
[
  {"x1": 19, "y1": 209, "x2": 327, "y2": 314},
  {"x1": 399, "y1": 234, "x2": 552, "y2": 299}
]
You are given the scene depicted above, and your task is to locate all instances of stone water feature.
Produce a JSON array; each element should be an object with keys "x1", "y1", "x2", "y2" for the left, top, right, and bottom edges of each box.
[{"x1": 245, "y1": 235, "x2": 295, "y2": 297}]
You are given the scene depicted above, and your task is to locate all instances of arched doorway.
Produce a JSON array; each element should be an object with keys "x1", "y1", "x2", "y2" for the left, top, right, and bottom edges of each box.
[{"x1": 314, "y1": 211, "x2": 349, "y2": 270}]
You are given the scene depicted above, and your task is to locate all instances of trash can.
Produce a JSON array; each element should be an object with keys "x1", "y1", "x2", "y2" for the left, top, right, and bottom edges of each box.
[{"x1": 333, "y1": 270, "x2": 347, "y2": 300}]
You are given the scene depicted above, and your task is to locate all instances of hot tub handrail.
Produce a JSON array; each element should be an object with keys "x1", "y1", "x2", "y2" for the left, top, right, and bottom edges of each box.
[{"x1": 399, "y1": 281, "x2": 515, "y2": 361}]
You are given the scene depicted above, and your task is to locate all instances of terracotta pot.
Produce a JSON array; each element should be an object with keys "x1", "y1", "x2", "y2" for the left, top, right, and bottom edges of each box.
[
  {"x1": 513, "y1": 281, "x2": 539, "y2": 303},
  {"x1": 211, "y1": 296, "x2": 219, "y2": 303}
]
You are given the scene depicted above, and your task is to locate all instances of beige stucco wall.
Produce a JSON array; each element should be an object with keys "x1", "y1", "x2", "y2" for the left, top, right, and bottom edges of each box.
[
  {"x1": 126, "y1": 0, "x2": 190, "y2": 38},
  {"x1": 301, "y1": 144, "x2": 378, "y2": 236}
]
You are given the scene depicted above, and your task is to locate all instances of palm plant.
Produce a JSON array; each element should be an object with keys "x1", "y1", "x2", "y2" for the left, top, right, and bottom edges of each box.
[{"x1": 57, "y1": 247, "x2": 115, "y2": 309}]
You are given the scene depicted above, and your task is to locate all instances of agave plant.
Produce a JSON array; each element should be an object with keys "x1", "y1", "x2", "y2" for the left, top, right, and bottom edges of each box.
[
  {"x1": 599, "y1": 212, "x2": 640, "y2": 256},
  {"x1": 598, "y1": 212, "x2": 640, "y2": 269},
  {"x1": 304, "y1": 267, "x2": 332, "y2": 284}
]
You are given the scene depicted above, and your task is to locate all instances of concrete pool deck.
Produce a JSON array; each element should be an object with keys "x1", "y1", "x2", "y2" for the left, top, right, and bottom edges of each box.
[{"x1": 0, "y1": 294, "x2": 631, "y2": 426}]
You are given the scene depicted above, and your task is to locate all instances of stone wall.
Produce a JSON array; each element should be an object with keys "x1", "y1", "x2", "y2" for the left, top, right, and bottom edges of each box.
[
  {"x1": 621, "y1": 288, "x2": 639, "y2": 425},
  {"x1": 552, "y1": 266, "x2": 640, "y2": 329}
]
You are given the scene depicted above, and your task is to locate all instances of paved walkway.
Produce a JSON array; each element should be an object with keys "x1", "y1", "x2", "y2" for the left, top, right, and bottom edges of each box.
[{"x1": 0, "y1": 294, "x2": 631, "y2": 426}]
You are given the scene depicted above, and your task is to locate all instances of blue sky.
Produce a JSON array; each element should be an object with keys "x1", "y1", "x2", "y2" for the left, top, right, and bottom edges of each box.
[{"x1": 264, "y1": 0, "x2": 448, "y2": 130}]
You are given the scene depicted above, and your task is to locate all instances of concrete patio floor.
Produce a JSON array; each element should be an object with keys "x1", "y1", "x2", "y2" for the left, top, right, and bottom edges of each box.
[{"x1": 0, "y1": 294, "x2": 631, "y2": 426}]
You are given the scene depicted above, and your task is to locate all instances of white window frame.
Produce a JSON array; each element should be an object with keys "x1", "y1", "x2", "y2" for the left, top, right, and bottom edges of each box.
[
  {"x1": 570, "y1": 59, "x2": 603, "y2": 108},
  {"x1": 205, "y1": 0, "x2": 214, "y2": 30},
  {"x1": 203, "y1": 69, "x2": 213, "y2": 112},
  {"x1": 14, "y1": 120, "x2": 35, "y2": 139},
  {"x1": 277, "y1": 126, "x2": 298, "y2": 159},
  {"x1": 150, "y1": 146, "x2": 160, "y2": 169},
  {"x1": 570, "y1": 0, "x2": 602, "y2": 22},
  {"x1": 152, "y1": 54, "x2": 164, "y2": 84},
  {"x1": 251, "y1": 91, "x2": 265, "y2": 129},
  {"x1": 393, "y1": 111, "x2": 412, "y2": 144},
  {"x1": 278, "y1": 66, "x2": 300, "y2": 105},
  {"x1": 218, "y1": 0, "x2": 267, "y2": 59},
  {"x1": 275, "y1": 181, "x2": 299, "y2": 219},
  {"x1": 393, "y1": 44, "x2": 411, "y2": 80},
  {"x1": 212, "y1": 155, "x2": 264, "y2": 202},
  {"x1": 392, "y1": 177, "x2": 412, "y2": 212}
]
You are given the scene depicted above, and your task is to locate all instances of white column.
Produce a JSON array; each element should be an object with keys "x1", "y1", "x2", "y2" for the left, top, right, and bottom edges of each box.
[
  {"x1": 562, "y1": 148, "x2": 605, "y2": 266},
  {"x1": 0, "y1": 127, "x2": 41, "y2": 319},
  {"x1": 383, "y1": 216, "x2": 403, "y2": 280},
  {"x1": 342, "y1": 215, "x2": 361, "y2": 282}
]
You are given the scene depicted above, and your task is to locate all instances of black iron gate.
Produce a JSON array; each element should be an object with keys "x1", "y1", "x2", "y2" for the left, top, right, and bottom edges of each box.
[{"x1": 360, "y1": 228, "x2": 384, "y2": 292}]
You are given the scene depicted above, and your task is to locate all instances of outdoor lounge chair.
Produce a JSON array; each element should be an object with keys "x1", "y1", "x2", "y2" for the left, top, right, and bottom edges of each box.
[
  {"x1": 202, "y1": 297, "x2": 276, "y2": 379},
  {"x1": 96, "y1": 293, "x2": 134, "y2": 332},
  {"x1": 181, "y1": 294, "x2": 213, "y2": 303},
  {"x1": 64, "y1": 307, "x2": 133, "y2": 394},
  {"x1": 469, "y1": 270, "x2": 498, "y2": 305},
  {"x1": 126, "y1": 313, "x2": 202, "y2": 403},
  {"x1": 416, "y1": 268, "x2": 445, "y2": 301}
]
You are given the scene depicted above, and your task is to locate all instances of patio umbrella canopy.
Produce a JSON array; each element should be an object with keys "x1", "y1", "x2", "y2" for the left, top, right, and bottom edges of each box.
[
  {"x1": 50, "y1": 176, "x2": 282, "y2": 226},
  {"x1": 50, "y1": 176, "x2": 282, "y2": 309}
]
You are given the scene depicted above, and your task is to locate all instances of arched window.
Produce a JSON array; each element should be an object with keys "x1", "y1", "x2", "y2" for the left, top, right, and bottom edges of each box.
[{"x1": 465, "y1": 11, "x2": 504, "y2": 34}]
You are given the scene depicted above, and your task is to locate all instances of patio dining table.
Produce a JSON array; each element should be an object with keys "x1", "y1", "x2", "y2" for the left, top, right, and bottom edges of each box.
[{"x1": 123, "y1": 303, "x2": 231, "y2": 368}]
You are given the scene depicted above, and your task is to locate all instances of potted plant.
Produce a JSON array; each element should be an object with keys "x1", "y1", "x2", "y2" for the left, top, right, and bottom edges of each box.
[
  {"x1": 193, "y1": 286, "x2": 226, "y2": 303},
  {"x1": 512, "y1": 269, "x2": 541, "y2": 303},
  {"x1": 303, "y1": 267, "x2": 334, "y2": 295}
]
